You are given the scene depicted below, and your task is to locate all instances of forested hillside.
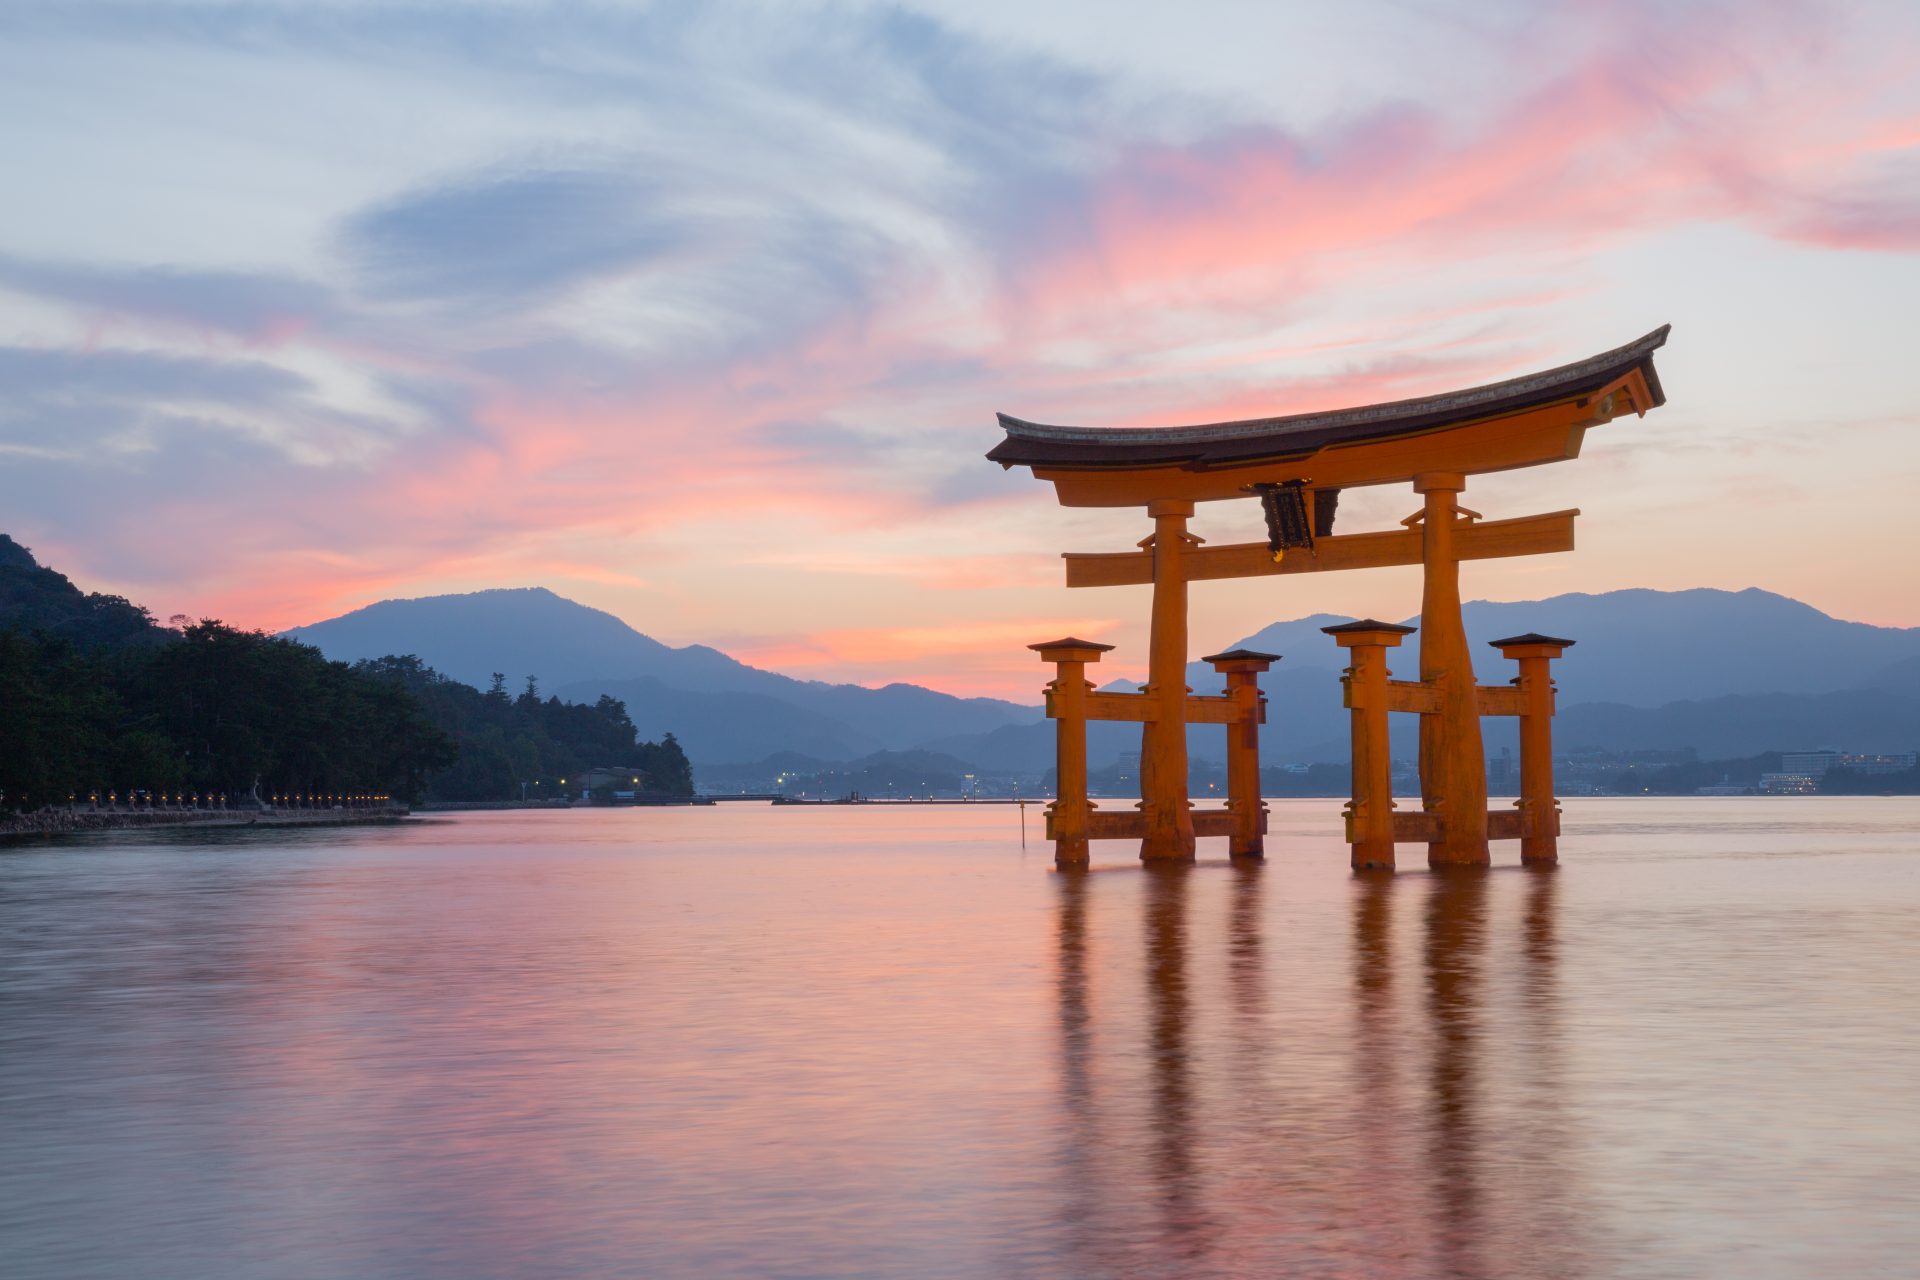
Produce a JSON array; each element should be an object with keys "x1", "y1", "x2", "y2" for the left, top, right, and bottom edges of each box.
[
  {"x1": 357, "y1": 659, "x2": 692, "y2": 801},
  {"x1": 0, "y1": 536, "x2": 689, "y2": 810}
]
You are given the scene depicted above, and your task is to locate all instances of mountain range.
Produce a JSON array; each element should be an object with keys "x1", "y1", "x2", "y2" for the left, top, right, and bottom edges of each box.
[
  {"x1": 284, "y1": 587, "x2": 1033, "y2": 763},
  {"x1": 284, "y1": 585, "x2": 1920, "y2": 772}
]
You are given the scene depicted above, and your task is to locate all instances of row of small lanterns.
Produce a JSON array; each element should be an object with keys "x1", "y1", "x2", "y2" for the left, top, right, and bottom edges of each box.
[
  {"x1": 269, "y1": 793, "x2": 392, "y2": 807},
  {"x1": 75, "y1": 791, "x2": 233, "y2": 808},
  {"x1": 61, "y1": 791, "x2": 392, "y2": 808}
]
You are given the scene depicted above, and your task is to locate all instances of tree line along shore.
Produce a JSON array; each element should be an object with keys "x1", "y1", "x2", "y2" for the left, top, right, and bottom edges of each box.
[{"x1": 0, "y1": 535, "x2": 692, "y2": 817}]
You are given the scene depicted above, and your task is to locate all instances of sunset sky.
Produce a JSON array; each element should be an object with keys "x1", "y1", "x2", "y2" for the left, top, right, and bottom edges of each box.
[{"x1": 4, "y1": 0, "x2": 1918, "y2": 699}]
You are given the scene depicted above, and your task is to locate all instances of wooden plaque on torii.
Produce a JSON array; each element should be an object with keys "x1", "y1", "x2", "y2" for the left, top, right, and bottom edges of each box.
[{"x1": 989, "y1": 326, "x2": 1671, "y2": 870}]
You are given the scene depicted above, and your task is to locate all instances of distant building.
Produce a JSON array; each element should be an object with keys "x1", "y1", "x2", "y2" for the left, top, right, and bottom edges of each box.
[
  {"x1": 1776, "y1": 750, "x2": 1917, "y2": 782},
  {"x1": 1760, "y1": 772, "x2": 1819, "y2": 795},
  {"x1": 1780, "y1": 750, "x2": 1843, "y2": 777},
  {"x1": 1695, "y1": 784, "x2": 1750, "y2": 796},
  {"x1": 1842, "y1": 752, "x2": 1918, "y2": 775}
]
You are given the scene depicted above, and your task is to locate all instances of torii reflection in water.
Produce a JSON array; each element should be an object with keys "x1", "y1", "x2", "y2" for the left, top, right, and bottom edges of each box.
[{"x1": 1050, "y1": 864, "x2": 1597, "y2": 1278}]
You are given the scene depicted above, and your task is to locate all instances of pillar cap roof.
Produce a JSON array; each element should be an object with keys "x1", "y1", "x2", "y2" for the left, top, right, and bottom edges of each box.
[
  {"x1": 1027, "y1": 637, "x2": 1115, "y2": 652},
  {"x1": 1489, "y1": 632, "x2": 1576, "y2": 648},
  {"x1": 1200, "y1": 647, "x2": 1281, "y2": 664},
  {"x1": 1320, "y1": 619, "x2": 1418, "y2": 636},
  {"x1": 1190, "y1": 644, "x2": 1282, "y2": 667}
]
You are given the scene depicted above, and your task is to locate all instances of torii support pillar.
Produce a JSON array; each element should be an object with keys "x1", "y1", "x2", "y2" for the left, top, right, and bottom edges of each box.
[
  {"x1": 1031, "y1": 638, "x2": 1114, "y2": 869},
  {"x1": 1140, "y1": 499, "x2": 1198, "y2": 863},
  {"x1": 1325, "y1": 621, "x2": 1417, "y2": 871},
  {"x1": 1415, "y1": 472, "x2": 1490, "y2": 869},
  {"x1": 1491, "y1": 634, "x2": 1574, "y2": 865},
  {"x1": 1202, "y1": 648, "x2": 1279, "y2": 860}
]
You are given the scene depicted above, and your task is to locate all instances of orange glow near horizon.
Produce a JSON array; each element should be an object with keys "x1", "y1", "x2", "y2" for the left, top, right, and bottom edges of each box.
[{"x1": 4, "y1": 1, "x2": 1920, "y2": 701}]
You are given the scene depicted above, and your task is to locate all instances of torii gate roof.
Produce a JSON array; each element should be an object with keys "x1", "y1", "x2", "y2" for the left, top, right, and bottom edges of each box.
[{"x1": 988, "y1": 326, "x2": 1669, "y2": 480}]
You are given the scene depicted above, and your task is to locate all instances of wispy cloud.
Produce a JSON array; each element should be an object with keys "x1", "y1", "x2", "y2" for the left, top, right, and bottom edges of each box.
[
  {"x1": 0, "y1": 0, "x2": 1917, "y2": 694},
  {"x1": 342, "y1": 168, "x2": 698, "y2": 307}
]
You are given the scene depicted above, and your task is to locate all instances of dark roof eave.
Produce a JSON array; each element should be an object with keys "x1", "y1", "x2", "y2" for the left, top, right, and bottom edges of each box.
[
  {"x1": 1199, "y1": 648, "x2": 1281, "y2": 664},
  {"x1": 1321, "y1": 619, "x2": 1418, "y2": 636},
  {"x1": 987, "y1": 325, "x2": 1669, "y2": 471},
  {"x1": 1489, "y1": 633, "x2": 1577, "y2": 648}
]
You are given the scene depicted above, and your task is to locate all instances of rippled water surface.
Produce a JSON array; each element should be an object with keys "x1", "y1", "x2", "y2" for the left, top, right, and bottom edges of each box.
[{"x1": 4, "y1": 798, "x2": 1920, "y2": 1279}]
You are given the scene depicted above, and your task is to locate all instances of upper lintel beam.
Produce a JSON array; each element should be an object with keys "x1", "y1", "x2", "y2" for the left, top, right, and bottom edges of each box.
[{"x1": 1031, "y1": 406, "x2": 1595, "y2": 506}]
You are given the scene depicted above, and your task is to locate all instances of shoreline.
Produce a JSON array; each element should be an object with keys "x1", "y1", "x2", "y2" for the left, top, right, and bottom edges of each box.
[
  {"x1": 7, "y1": 790, "x2": 1875, "y2": 841},
  {"x1": 2, "y1": 806, "x2": 413, "y2": 839},
  {"x1": 414, "y1": 800, "x2": 578, "y2": 812},
  {"x1": 415, "y1": 797, "x2": 715, "y2": 811}
]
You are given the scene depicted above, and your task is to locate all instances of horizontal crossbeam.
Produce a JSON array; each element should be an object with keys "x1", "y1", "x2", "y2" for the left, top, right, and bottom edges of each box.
[
  {"x1": 1183, "y1": 694, "x2": 1255, "y2": 725},
  {"x1": 1392, "y1": 810, "x2": 1440, "y2": 842},
  {"x1": 1342, "y1": 678, "x2": 1439, "y2": 714},
  {"x1": 1387, "y1": 807, "x2": 1528, "y2": 843},
  {"x1": 1064, "y1": 801, "x2": 1532, "y2": 848},
  {"x1": 1476, "y1": 685, "x2": 1527, "y2": 717},
  {"x1": 1063, "y1": 509, "x2": 1578, "y2": 588},
  {"x1": 1346, "y1": 680, "x2": 1538, "y2": 717},
  {"x1": 1064, "y1": 806, "x2": 1249, "y2": 842},
  {"x1": 1080, "y1": 690, "x2": 1153, "y2": 722},
  {"x1": 1046, "y1": 689, "x2": 1261, "y2": 725}
]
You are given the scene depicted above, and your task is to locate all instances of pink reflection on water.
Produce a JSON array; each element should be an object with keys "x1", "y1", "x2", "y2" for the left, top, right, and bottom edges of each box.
[
  {"x1": 3, "y1": 800, "x2": 1920, "y2": 1277},
  {"x1": 1044, "y1": 857, "x2": 1603, "y2": 1278}
]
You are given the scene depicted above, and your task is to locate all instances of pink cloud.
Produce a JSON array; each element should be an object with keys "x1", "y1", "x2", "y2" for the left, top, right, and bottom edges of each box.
[
  {"x1": 14, "y1": 0, "x2": 1920, "y2": 699},
  {"x1": 997, "y1": 7, "x2": 1918, "y2": 355}
]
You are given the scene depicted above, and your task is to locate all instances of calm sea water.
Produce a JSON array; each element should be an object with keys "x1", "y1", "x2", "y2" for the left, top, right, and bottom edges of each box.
[{"x1": 3, "y1": 799, "x2": 1919, "y2": 1279}]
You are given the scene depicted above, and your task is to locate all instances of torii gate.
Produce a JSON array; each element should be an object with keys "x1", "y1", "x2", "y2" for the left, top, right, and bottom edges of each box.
[{"x1": 989, "y1": 327, "x2": 1670, "y2": 871}]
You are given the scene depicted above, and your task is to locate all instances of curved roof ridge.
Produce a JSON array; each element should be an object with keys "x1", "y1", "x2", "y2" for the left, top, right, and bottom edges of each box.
[{"x1": 996, "y1": 325, "x2": 1669, "y2": 448}]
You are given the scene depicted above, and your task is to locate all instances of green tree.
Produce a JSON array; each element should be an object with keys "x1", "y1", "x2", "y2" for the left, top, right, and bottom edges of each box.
[{"x1": 0, "y1": 537, "x2": 689, "y2": 812}]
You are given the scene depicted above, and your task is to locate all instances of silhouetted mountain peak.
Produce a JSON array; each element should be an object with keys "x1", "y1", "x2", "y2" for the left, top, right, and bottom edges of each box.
[
  {"x1": 0, "y1": 533, "x2": 41, "y2": 572},
  {"x1": 0, "y1": 531, "x2": 161, "y2": 648},
  {"x1": 286, "y1": 585, "x2": 1040, "y2": 763},
  {"x1": 285, "y1": 587, "x2": 680, "y2": 685}
]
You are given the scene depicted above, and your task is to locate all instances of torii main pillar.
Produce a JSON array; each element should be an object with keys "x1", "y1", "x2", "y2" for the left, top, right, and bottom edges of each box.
[
  {"x1": 1140, "y1": 499, "x2": 1197, "y2": 861},
  {"x1": 1415, "y1": 473, "x2": 1489, "y2": 868}
]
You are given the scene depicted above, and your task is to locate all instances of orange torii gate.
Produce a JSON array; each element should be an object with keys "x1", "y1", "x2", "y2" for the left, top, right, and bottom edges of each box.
[{"x1": 989, "y1": 327, "x2": 1670, "y2": 871}]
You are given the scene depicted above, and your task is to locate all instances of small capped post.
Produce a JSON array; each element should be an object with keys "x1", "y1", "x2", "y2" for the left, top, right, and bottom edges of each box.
[
  {"x1": 1490, "y1": 633, "x2": 1573, "y2": 865},
  {"x1": 1324, "y1": 620, "x2": 1418, "y2": 871},
  {"x1": 1030, "y1": 637, "x2": 1114, "y2": 868},
  {"x1": 1201, "y1": 648, "x2": 1280, "y2": 860}
]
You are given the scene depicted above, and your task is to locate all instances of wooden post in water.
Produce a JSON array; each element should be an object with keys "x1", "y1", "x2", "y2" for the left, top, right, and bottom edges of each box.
[
  {"x1": 1325, "y1": 621, "x2": 1417, "y2": 871},
  {"x1": 1140, "y1": 500, "x2": 1197, "y2": 863},
  {"x1": 1491, "y1": 634, "x2": 1574, "y2": 865},
  {"x1": 1202, "y1": 649, "x2": 1278, "y2": 861},
  {"x1": 1031, "y1": 638, "x2": 1112, "y2": 869},
  {"x1": 1414, "y1": 473, "x2": 1490, "y2": 868}
]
